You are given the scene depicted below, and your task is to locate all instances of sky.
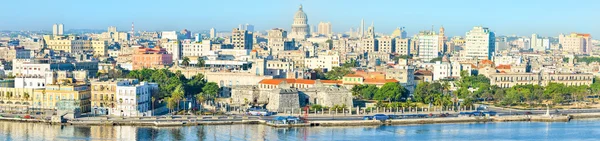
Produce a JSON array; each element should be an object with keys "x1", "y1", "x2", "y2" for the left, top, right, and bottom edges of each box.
[{"x1": 1, "y1": 0, "x2": 598, "y2": 37}]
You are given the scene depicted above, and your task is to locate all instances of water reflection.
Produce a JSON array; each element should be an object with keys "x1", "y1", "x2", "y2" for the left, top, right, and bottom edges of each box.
[{"x1": 1, "y1": 120, "x2": 600, "y2": 140}]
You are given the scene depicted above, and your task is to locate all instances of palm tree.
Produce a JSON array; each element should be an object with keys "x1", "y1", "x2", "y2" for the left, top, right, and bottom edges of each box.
[
  {"x1": 23, "y1": 92, "x2": 30, "y2": 100},
  {"x1": 151, "y1": 97, "x2": 156, "y2": 116},
  {"x1": 196, "y1": 93, "x2": 206, "y2": 112},
  {"x1": 182, "y1": 57, "x2": 190, "y2": 67},
  {"x1": 197, "y1": 57, "x2": 205, "y2": 68}
]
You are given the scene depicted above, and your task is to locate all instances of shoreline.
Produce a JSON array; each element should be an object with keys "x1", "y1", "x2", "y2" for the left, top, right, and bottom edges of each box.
[{"x1": 1, "y1": 113, "x2": 598, "y2": 127}]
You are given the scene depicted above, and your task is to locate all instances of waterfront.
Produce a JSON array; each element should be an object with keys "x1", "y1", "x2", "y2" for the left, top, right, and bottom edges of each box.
[{"x1": 1, "y1": 119, "x2": 600, "y2": 141}]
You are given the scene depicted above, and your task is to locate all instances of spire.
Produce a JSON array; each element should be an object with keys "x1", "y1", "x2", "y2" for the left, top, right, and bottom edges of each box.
[{"x1": 299, "y1": 4, "x2": 303, "y2": 11}]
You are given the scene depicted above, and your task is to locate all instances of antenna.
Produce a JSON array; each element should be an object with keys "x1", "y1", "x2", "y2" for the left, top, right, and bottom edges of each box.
[{"x1": 130, "y1": 22, "x2": 135, "y2": 45}]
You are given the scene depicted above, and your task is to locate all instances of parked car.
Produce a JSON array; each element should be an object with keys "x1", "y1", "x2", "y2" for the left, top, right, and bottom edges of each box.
[
  {"x1": 524, "y1": 112, "x2": 532, "y2": 115},
  {"x1": 373, "y1": 114, "x2": 388, "y2": 120},
  {"x1": 363, "y1": 116, "x2": 373, "y2": 120}
]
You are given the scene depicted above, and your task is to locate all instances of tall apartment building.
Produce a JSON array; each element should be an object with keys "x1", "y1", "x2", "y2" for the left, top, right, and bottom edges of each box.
[
  {"x1": 317, "y1": 22, "x2": 332, "y2": 36},
  {"x1": 267, "y1": 28, "x2": 294, "y2": 56},
  {"x1": 360, "y1": 38, "x2": 378, "y2": 53},
  {"x1": 52, "y1": 23, "x2": 64, "y2": 36},
  {"x1": 377, "y1": 37, "x2": 395, "y2": 53},
  {"x1": 161, "y1": 31, "x2": 178, "y2": 40},
  {"x1": 182, "y1": 40, "x2": 212, "y2": 57},
  {"x1": 209, "y1": 28, "x2": 216, "y2": 38},
  {"x1": 416, "y1": 31, "x2": 439, "y2": 61},
  {"x1": 231, "y1": 28, "x2": 253, "y2": 50},
  {"x1": 464, "y1": 26, "x2": 495, "y2": 60},
  {"x1": 559, "y1": 33, "x2": 592, "y2": 55},
  {"x1": 395, "y1": 38, "x2": 410, "y2": 56}
]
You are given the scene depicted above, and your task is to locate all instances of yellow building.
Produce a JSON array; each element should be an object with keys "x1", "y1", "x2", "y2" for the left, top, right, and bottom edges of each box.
[
  {"x1": 0, "y1": 87, "x2": 36, "y2": 111},
  {"x1": 33, "y1": 84, "x2": 91, "y2": 112},
  {"x1": 90, "y1": 80, "x2": 117, "y2": 115},
  {"x1": 91, "y1": 40, "x2": 108, "y2": 57}
]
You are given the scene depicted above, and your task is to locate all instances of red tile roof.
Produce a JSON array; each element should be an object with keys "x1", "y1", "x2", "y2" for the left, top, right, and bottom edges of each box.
[{"x1": 496, "y1": 64, "x2": 511, "y2": 69}]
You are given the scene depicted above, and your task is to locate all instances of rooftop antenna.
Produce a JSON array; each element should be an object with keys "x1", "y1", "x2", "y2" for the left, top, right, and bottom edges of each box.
[{"x1": 130, "y1": 22, "x2": 135, "y2": 45}]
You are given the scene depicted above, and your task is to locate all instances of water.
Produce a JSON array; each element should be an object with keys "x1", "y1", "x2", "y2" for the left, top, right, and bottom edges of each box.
[{"x1": 1, "y1": 119, "x2": 600, "y2": 141}]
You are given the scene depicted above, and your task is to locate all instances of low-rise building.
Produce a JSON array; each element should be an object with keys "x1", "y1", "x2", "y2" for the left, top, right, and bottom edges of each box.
[{"x1": 113, "y1": 79, "x2": 157, "y2": 117}]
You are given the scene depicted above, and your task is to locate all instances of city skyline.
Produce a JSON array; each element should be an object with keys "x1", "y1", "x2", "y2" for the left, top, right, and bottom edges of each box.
[{"x1": 1, "y1": 0, "x2": 599, "y2": 37}]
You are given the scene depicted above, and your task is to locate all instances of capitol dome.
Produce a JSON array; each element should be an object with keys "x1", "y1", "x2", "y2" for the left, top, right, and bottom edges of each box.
[{"x1": 294, "y1": 5, "x2": 307, "y2": 19}]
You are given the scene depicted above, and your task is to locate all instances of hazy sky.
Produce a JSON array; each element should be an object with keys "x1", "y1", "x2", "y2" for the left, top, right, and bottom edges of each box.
[{"x1": 1, "y1": 0, "x2": 598, "y2": 37}]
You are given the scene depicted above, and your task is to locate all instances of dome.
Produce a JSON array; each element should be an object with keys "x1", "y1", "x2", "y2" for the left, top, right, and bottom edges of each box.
[{"x1": 294, "y1": 5, "x2": 307, "y2": 19}]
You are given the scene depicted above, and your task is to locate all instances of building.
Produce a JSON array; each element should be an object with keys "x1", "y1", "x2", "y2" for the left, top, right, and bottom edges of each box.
[
  {"x1": 267, "y1": 28, "x2": 295, "y2": 56},
  {"x1": 182, "y1": 40, "x2": 212, "y2": 57},
  {"x1": 99, "y1": 26, "x2": 130, "y2": 43},
  {"x1": 90, "y1": 80, "x2": 117, "y2": 115},
  {"x1": 0, "y1": 46, "x2": 30, "y2": 61},
  {"x1": 132, "y1": 46, "x2": 173, "y2": 70},
  {"x1": 531, "y1": 34, "x2": 550, "y2": 51},
  {"x1": 161, "y1": 31, "x2": 178, "y2": 40},
  {"x1": 113, "y1": 79, "x2": 157, "y2": 117},
  {"x1": 559, "y1": 33, "x2": 592, "y2": 55},
  {"x1": 464, "y1": 26, "x2": 495, "y2": 60},
  {"x1": 391, "y1": 27, "x2": 407, "y2": 39},
  {"x1": 304, "y1": 50, "x2": 340, "y2": 71},
  {"x1": 438, "y1": 26, "x2": 447, "y2": 54},
  {"x1": 317, "y1": 22, "x2": 332, "y2": 36},
  {"x1": 416, "y1": 31, "x2": 439, "y2": 61},
  {"x1": 52, "y1": 23, "x2": 64, "y2": 36},
  {"x1": 232, "y1": 28, "x2": 253, "y2": 50},
  {"x1": 210, "y1": 28, "x2": 217, "y2": 38},
  {"x1": 395, "y1": 38, "x2": 410, "y2": 56},
  {"x1": 0, "y1": 87, "x2": 36, "y2": 112},
  {"x1": 378, "y1": 37, "x2": 395, "y2": 53},
  {"x1": 290, "y1": 5, "x2": 310, "y2": 40},
  {"x1": 360, "y1": 38, "x2": 378, "y2": 53},
  {"x1": 489, "y1": 72, "x2": 593, "y2": 88},
  {"x1": 91, "y1": 40, "x2": 108, "y2": 57},
  {"x1": 161, "y1": 39, "x2": 181, "y2": 61},
  {"x1": 33, "y1": 83, "x2": 91, "y2": 113}
]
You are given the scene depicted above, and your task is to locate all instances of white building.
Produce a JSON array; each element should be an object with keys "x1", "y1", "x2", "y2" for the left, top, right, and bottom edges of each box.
[
  {"x1": 304, "y1": 50, "x2": 340, "y2": 71},
  {"x1": 464, "y1": 26, "x2": 495, "y2": 60},
  {"x1": 52, "y1": 23, "x2": 64, "y2": 36},
  {"x1": 161, "y1": 31, "x2": 178, "y2": 40},
  {"x1": 210, "y1": 28, "x2": 217, "y2": 38},
  {"x1": 531, "y1": 34, "x2": 550, "y2": 51},
  {"x1": 416, "y1": 31, "x2": 439, "y2": 61},
  {"x1": 113, "y1": 79, "x2": 157, "y2": 117},
  {"x1": 432, "y1": 60, "x2": 472, "y2": 81},
  {"x1": 162, "y1": 40, "x2": 181, "y2": 61},
  {"x1": 182, "y1": 40, "x2": 212, "y2": 57}
]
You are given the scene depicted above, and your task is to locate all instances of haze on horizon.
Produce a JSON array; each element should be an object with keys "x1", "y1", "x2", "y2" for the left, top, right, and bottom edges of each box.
[{"x1": 1, "y1": 0, "x2": 598, "y2": 37}]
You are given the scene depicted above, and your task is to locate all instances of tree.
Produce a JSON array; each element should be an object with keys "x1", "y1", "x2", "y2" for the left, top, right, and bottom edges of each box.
[
  {"x1": 325, "y1": 67, "x2": 353, "y2": 80},
  {"x1": 350, "y1": 85, "x2": 367, "y2": 99},
  {"x1": 23, "y1": 92, "x2": 30, "y2": 100},
  {"x1": 197, "y1": 57, "x2": 205, "y2": 68},
  {"x1": 182, "y1": 57, "x2": 190, "y2": 66},
  {"x1": 374, "y1": 82, "x2": 408, "y2": 102},
  {"x1": 202, "y1": 82, "x2": 219, "y2": 99},
  {"x1": 166, "y1": 97, "x2": 178, "y2": 114},
  {"x1": 360, "y1": 85, "x2": 379, "y2": 100},
  {"x1": 342, "y1": 59, "x2": 358, "y2": 68}
]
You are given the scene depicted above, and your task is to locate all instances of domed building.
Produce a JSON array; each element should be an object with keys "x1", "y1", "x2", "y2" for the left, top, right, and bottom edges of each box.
[{"x1": 290, "y1": 5, "x2": 310, "y2": 40}]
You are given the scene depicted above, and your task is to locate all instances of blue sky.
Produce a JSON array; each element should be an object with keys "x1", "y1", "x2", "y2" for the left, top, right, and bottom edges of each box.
[{"x1": 1, "y1": 0, "x2": 598, "y2": 37}]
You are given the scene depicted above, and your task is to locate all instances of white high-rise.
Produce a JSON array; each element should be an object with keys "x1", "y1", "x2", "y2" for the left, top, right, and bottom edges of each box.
[
  {"x1": 416, "y1": 31, "x2": 439, "y2": 61},
  {"x1": 209, "y1": 28, "x2": 216, "y2": 38},
  {"x1": 52, "y1": 23, "x2": 64, "y2": 35},
  {"x1": 464, "y1": 26, "x2": 495, "y2": 60}
]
